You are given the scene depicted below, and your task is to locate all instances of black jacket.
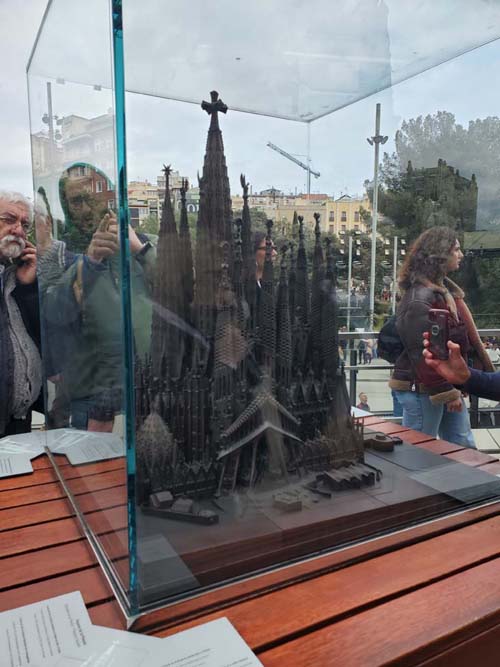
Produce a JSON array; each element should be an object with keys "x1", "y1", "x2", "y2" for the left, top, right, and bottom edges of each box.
[
  {"x1": 13, "y1": 281, "x2": 43, "y2": 414},
  {"x1": 389, "y1": 279, "x2": 470, "y2": 405},
  {"x1": 0, "y1": 277, "x2": 43, "y2": 434}
]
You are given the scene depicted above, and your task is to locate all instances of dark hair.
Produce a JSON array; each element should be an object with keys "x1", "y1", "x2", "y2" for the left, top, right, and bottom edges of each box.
[
  {"x1": 398, "y1": 226, "x2": 458, "y2": 290},
  {"x1": 253, "y1": 230, "x2": 267, "y2": 254}
]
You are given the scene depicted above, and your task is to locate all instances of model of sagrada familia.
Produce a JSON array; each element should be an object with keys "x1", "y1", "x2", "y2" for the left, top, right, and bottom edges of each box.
[{"x1": 135, "y1": 91, "x2": 373, "y2": 511}]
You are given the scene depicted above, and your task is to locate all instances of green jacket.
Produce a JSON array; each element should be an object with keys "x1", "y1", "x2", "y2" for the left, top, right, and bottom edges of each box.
[{"x1": 44, "y1": 244, "x2": 156, "y2": 402}]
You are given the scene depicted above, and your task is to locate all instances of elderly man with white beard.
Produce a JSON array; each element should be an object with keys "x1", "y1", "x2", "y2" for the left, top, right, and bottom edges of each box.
[{"x1": 0, "y1": 190, "x2": 42, "y2": 437}]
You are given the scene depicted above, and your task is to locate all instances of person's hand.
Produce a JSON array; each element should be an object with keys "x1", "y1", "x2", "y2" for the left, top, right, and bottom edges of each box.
[
  {"x1": 422, "y1": 333, "x2": 471, "y2": 384},
  {"x1": 87, "y1": 213, "x2": 119, "y2": 262},
  {"x1": 446, "y1": 397, "x2": 463, "y2": 412},
  {"x1": 35, "y1": 211, "x2": 52, "y2": 254},
  {"x1": 16, "y1": 241, "x2": 37, "y2": 284},
  {"x1": 128, "y1": 224, "x2": 144, "y2": 254}
]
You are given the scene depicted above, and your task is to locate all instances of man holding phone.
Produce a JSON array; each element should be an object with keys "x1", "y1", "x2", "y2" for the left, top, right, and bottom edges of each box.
[
  {"x1": 0, "y1": 190, "x2": 42, "y2": 437},
  {"x1": 43, "y1": 167, "x2": 155, "y2": 432}
]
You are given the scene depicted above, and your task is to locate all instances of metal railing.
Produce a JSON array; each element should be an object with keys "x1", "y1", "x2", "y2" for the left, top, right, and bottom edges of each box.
[{"x1": 339, "y1": 329, "x2": 500, "y2": 426}]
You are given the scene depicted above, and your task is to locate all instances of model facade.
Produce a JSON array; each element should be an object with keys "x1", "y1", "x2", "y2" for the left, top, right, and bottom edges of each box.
[{"x1": 135, "y1": 91, "x2": 368, "y2": 506}]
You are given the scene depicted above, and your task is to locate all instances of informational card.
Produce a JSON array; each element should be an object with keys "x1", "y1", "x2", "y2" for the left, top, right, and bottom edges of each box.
[
  {"x1": 0, "y1": 591, "x2": 93, "y2": 667},
  {"x1": 0, "y1": 590, "x2": 261, "y2": 667},
  {"x1": 155, "y1": 617, "x2": 263, "y2": 667},
  {"x1": 63, "y1": 438, "x2": 125, "y2": 466},
  {"x1": 0, "y1": 433, "x2": 45, "y2": 460},
  {"x1": 0, "y1": 453, "x2": 33, "y2": 477},
  {"x1": 351, "y1": 406, "x2": 371, "y2": 418},
  {"x1": 43, "y1": 429, "x2": 125, "y2": 464},
  {"x1": 46, "y1": 625, "x2": 163, "y2": 666},
  {"x1": 75, "y1": 618, "x2": 262, "y2": 667},
  {"x1": 0, "y1": 430, "x2": 125, "y2": 465}
]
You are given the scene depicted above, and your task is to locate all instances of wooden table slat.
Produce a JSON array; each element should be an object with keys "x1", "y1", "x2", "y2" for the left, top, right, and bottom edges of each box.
[
  {"x1": 413, "y1": 440, "x2": 465, "y2": 455},
  {"x1": 259, "y1": 557, "x2": 500, "y2": 667},
  {"x1": 0, "y1": 566, "x2": 114, "y2": 613},
  {"x1": 444, "y1": 448, "x2": 499, "y2": 467},
  {"x1": 152, "y1": 515, "x2": 500, "y2": 647},
  {"x1": 4, "y1": 424, "x2": 500, "y2": 666},
  {"x1": 0, "y1": 471, "x2": 125, "y2": 510}
]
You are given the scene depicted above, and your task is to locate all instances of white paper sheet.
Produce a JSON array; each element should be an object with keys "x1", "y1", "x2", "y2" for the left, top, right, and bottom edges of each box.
[
  {"x1": 63, "y1": 439, "x2": 125, "y2": 465},
  {"x1": 155, "y1": 617, "x2": 263, "y2": 667},
  {"x1": 0, "y1": 453, "x2": 33, "y2": 477},
  {"x1": 49, "y1": 625, "x2": 162, "y2": 667},
  {"x1": 0, "y1": 591, "x2": 93, "y2": 667},
  {"x1": 0, "y1": 430, "x2": 125, "y2": 465},
  {"x1": 41, "y1": 429, "x2": 125, "y2": 464},
  {"x1": 0, "y1": 434, "x2": 45, "y2": 460},
  {"x1": 351, "y1": 406, "x2": 371, "y2": 418},
  {"x1": 1, "y1": 591, "x2": 261, "y2": 667},
  {"x1": 75, "y1": 618, "x2": 262, "y2": 667}
]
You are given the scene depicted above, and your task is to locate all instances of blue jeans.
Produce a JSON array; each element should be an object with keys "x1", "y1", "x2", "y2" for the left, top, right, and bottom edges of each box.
[
  {"x1": 393, "y1": 390, "x2": 476, "y2": 449},
  {"x1": 391, "y1": 390, "x2": 404, "y2": 418}
]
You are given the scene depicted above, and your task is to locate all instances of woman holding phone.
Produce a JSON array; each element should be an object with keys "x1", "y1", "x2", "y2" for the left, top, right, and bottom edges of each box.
[{"x1": 388, "y1": 226, "x2": 492, "y2": 447}]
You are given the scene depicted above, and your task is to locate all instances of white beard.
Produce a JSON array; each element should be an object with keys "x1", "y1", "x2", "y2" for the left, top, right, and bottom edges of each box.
[{"x1": 0, "y1": 235, "x2": 26, "y2": 260}]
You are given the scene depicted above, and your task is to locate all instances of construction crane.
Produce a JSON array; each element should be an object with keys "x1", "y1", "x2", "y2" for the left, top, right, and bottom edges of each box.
[{"x1": 266, "y1": 141, "x2": 320, "y2": 196}]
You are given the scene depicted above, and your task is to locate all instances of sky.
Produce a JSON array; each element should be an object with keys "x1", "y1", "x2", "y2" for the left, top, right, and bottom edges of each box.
[
  {"x1": 0, "y1": 0, "x2": 47, "y2": 194},
  {"x1": 2, "y1": 0, "x2": 500, "y2": 205}
]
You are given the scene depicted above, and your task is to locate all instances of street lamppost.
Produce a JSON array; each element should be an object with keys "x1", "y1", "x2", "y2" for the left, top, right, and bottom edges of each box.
[
  {"x1": 391, "y1": 237, "x2": 406, "y2": 314},
  {"x1": 381, "y1": 236, "x2": 406, "y2": 313},
  {"x1": 367, "y1": 103, "x2": 388, "y2": 331},
  {"x1": 338, "y1": 230, "x2": 362, "y2": 331},
  {"x1": 41, "y1": 81, "x2": 63, "y2": 238}
]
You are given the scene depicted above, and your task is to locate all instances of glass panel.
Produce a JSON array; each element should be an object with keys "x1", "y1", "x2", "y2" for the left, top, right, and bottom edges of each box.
[
  {"x1": 27, "y1": 0, "x2": 131, "y2": 603},
  {"x1": 28, "y1": 0, "x2": 500, "y2": 617},
  {"x1": 29, "y1": 1, "x2": 500, "y2": 121},
  {"x1": 124, "y1": 31, "x2": 500, "y2": 610}
]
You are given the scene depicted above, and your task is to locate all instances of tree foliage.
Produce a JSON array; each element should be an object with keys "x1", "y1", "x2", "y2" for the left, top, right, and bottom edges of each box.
[
  {"x1": 394, "y1": 111, "x2": 500, "y2": 229},
  {"x1": 138, "y1": 214, "x2": 160, "y2": 235},
  {"x1": 370, "y1": 110, "x2": 500, "y2": 326}
]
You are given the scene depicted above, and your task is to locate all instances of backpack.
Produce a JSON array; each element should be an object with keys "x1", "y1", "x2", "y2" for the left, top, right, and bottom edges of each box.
[{"x1": 377, "y1": 315, "x2": 404, "y2": 363}]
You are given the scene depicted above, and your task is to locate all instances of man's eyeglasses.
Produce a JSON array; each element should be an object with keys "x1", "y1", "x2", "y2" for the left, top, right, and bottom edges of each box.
[{"x1": 0, "y1": 213, "x2": 32, "y2": 233}]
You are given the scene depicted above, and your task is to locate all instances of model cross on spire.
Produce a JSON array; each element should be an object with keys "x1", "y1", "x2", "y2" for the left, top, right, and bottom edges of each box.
[
  {"x1": 201, "y1": 90, "x2": 228, "y2": 124},
  {"x1": 163, "y1": 164, "x2": 172, "y2": 181}
]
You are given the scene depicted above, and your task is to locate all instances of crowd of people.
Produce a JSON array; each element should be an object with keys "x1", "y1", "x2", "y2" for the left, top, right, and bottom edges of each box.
[
  {"x1": 3, "y1": 182, "x2": 500, "y2": 453},
  {"x1": 0, "y1": 170, "x2": 156, "y2": 439}
]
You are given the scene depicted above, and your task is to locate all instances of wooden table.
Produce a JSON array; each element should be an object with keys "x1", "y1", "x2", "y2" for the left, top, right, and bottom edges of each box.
[{"x1": 3, "y1": 418, "x2": 500, "y2": 666}]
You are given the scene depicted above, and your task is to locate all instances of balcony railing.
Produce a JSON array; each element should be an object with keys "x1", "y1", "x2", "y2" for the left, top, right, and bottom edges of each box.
[{"x1": 339, "y1": 329, "x2": 500, "y2": 428}]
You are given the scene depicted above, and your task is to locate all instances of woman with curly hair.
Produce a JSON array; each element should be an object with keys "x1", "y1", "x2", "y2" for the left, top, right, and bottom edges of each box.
[{"x1": 389, "y1": 226, "x2": 493, "y2": 448}]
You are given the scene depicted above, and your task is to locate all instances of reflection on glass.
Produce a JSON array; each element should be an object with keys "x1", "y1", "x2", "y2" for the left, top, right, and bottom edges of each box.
[{"x1": 27, "y1": 0, "x2": 500, "y2": 617}]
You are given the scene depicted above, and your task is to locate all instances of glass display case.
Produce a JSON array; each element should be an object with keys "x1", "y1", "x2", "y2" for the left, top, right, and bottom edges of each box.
[{"x1": 28, "y1": 0, "x2": 500, "y2": 620}]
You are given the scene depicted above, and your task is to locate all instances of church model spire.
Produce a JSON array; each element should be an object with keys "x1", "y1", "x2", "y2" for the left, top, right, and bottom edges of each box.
[
  {"x1": 295, "y1": 215, "x2": 309, "y2": 327},
  {"x1": 321, "y1": 237, "x2": 340, "y2": 386},
  {"x1": 257, "y1": 219, "x2": 277, "y2": 371},
  {"x1": 240, "y1": 174, "x2": 257, "y2": 329},
  {"x1": 193, "y1": 91, "x2": 233, "y2": 364},
  {"x1": 310, "y1": 212, "x2": 325, "y2": 375},
  {"x1": 178, "y1": 178, "x2": 194, "y2": 310},
  {"x1": 275, "y1": 245, "x2": 292, "y2": 395},
  {"x1": 150, "y1": 165, "x2": 185, "y2": 380}
]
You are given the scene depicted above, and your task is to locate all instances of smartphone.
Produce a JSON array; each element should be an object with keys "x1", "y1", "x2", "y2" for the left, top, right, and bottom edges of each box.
[{"x1": 428, "y1": 308, "x2": 449, "y2": 360}]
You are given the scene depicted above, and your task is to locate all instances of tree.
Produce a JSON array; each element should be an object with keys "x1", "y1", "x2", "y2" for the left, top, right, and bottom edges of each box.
[
  {"x1": 364, "y1": 110, "x2": 500, "y2": 324},
  {"x1": 372, "y1": 154, "x2": 478, "y2": 242},
  {"x1": 138, "y1": 214, "x2": 160, "y2": 236},
  {"x1": 394, "y1": 111, "x2": 500, "y2": 229}
]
